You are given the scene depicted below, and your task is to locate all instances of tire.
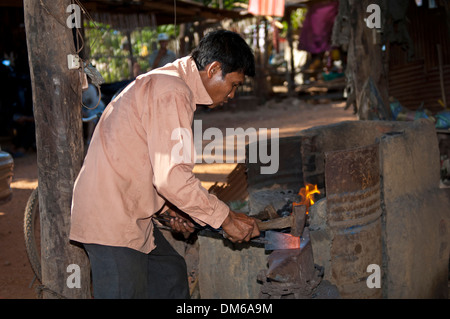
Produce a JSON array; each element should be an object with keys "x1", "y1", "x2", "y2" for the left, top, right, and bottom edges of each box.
[{"x1": 24, "y1": 187, "x2": 41, "y2": 283}]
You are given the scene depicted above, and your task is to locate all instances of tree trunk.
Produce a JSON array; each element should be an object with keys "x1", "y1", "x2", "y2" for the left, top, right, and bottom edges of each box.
[
  {"x1": 334, "y1": 0, "x2": 391, "y2": 120},
  {"x1": 23, "y1": 0, "x2": 90, "y2": 298}
]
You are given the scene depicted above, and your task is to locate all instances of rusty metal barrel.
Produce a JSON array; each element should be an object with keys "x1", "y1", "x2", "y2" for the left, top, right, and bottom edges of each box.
[
  {"x1": 324, "y1": 143, "x2": 382, "y2": 298},
  {"x1": 0, "y1": 150, "x2": 14, "y2": 203}
]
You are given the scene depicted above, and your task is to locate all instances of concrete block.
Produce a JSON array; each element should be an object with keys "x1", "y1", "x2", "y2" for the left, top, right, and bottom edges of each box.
[
  {"x1": 380, "y1": 119, "x2": 450, "y2": 298},
  {"x1": 198, "y1": 236, "x2": 269, "y2": 299}
]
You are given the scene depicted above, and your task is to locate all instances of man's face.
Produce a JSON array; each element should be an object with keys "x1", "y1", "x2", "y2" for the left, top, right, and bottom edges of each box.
[
  {"x1": 159, "y1": 40, "x2": 169, "y2": 49},
  {"x1": 203, "y1": 63, "x2": 245, "y2": 108}
]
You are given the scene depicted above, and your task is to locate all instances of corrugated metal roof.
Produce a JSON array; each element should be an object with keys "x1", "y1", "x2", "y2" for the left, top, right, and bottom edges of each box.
[
  {"x1": 80, "y1": 0, "x2": 252, "y2": 28},
  {"x1": 388, "y1": 2, "x2": 450, "y2": 114},
  {"x1": 0, "y1": 0, "x2": 253, "y2": 28}
]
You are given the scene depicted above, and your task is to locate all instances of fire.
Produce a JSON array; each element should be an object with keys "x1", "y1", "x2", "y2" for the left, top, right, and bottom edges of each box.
[{"x1": 293, "y1": 184, "x2": 320, "y2": 214}]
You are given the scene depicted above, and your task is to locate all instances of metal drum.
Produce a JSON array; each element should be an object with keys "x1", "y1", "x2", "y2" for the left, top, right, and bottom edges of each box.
[
  {"x1": 324, "y1": 143, "x2": 382, "y2": 298},
  {"x1": 0, "y1": 150, "x2": 14, "y2": 203}
]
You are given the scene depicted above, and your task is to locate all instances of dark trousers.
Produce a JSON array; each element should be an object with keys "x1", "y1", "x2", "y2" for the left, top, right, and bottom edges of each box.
[{"x1": 84, "y1": 226, "x2": 190, "y2": 299}]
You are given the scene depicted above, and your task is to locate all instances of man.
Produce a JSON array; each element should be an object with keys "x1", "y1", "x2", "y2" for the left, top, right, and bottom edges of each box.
[
  {"x1": 70, "y1": 30, "x2": 260, "y2": 299},
  {"x1": 148, "y1": 33, "x2": 177, "y2": 70}
]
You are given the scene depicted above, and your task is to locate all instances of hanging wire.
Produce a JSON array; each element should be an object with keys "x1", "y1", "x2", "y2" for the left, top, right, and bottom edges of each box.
[
  {"x1": 68, "y1": 0, "x2": 104, "y2": 110},
  {"x1": 74, "y1": 0, "x2": 100, "y2": 51},
  {"x1": 38, "y1": 0, "x2": 67, "y2": 28}
]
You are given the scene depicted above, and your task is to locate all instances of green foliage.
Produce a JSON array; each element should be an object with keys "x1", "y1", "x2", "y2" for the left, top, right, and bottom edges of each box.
[
  {"x1": 276, "y1": 8, "x2": 307, "y2": 38},
  {"x1": 195, "y1": 0, "x2": 248, "y2": 9},
  {"x1": 83, "y1": 1, "x2": 301, "y2": 83},
  {"x1": 291, "y1": 8, "x2": 307, "y2": 30},
  {"x1": 84, "y1": 21, "x2": 179, "y2": 83}
]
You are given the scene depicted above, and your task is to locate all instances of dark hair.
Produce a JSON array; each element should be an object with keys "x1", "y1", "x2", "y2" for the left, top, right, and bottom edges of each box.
[{"x1": 191, "y1": 29, "x2": 255, "y2": 77}]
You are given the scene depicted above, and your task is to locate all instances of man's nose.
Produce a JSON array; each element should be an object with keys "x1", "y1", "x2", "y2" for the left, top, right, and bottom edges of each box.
[{"x1": 228, "y1": 88, "x2": 237, "y2": 99}]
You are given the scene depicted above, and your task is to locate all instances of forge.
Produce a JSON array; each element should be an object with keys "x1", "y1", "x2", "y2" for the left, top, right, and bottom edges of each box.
[
  {"x1": 298, "y1": 119, "x2": 449, "y2": 298},
  {"x1": 168, "y1": 119, "x2": 449, "y2": 299}
]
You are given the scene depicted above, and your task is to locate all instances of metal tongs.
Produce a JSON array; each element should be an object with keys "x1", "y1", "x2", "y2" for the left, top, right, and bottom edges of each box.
[{"x1": 152, "y1": 214, "x2": 307, "y2": 250}]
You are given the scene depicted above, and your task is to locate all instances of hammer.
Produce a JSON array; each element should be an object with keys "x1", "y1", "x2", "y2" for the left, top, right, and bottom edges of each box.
[{"x1": 255, "y1": 204, "x2": 307, "y2": 237}]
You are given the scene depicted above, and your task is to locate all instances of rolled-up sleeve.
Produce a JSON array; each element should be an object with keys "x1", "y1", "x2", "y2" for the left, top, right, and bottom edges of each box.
[{"x1": 142, "y1": 87, "x2": 229, "y2": 229}]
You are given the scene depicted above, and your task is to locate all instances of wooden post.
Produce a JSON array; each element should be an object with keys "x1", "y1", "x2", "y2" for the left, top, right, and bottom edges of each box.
[
  {"x1": 344, "y1": 0, "x2": 390, "y2": 119},
  {"x1": 23, "y1": 0, "x2": 91, "y2": 298},
  {"x1": 125, "y1": 30, "x2": 135, "y2": 78},
  {"x1": 285, "y1": 8, "x2": 296, "y2": 96}
]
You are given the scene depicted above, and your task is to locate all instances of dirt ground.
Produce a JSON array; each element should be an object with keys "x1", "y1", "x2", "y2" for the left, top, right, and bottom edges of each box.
[
  {"x1": 0, "y1": 153, "x2": 39, "y2": 299},
  {"x1": 0, "y1": 97, "x2": 357, "y2": 299}
]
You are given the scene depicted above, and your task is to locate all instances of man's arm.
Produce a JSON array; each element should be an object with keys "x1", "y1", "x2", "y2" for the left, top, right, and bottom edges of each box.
[
  {"x1": 164, "y1": 208, "x2": 260, "y2": 243},
  {"x1": 142, "y1": 88, "x2": 259, "y2": 242},
  {"x1": 143, "y1": 90, "x2": 229, "y2": 228}
]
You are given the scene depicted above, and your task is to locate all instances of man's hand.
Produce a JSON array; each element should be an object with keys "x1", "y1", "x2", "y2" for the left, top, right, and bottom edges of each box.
[
  {"x1": 221, "y1": 211, "x2": 260, "y2": 243},
  {"x1": 165, "y1": 208, "x2": 196, "y2": 234}
]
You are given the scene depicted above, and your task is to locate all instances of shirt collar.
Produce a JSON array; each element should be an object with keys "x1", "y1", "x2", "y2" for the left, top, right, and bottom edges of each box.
[{"x1": 165, "y1": 56, "x2": 213, "y2": 106}]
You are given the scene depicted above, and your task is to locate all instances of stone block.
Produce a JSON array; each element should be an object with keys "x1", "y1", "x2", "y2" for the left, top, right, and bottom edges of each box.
[{"x1": 198, "y1": 236, "x2": 269, "y2": 299}]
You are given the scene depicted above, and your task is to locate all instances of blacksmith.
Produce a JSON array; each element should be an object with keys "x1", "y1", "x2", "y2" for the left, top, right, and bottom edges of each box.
[{"x1": 69, "y1": 30, "x2": 260, "y2": 299}]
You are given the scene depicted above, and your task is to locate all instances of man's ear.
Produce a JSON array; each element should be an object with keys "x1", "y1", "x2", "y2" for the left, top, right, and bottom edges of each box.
[{"x1": 206, "y1": 61, "x2": 222, "y2": 78}]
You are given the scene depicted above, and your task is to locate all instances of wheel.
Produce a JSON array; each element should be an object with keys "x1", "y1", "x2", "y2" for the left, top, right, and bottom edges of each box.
[{"x1": 24, "y1": 187, "x2": 41, "y2": 283}]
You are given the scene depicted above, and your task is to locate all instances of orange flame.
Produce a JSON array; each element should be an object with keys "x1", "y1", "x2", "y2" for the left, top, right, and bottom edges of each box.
[{"x1": 293, "y1": 184, "x2": 320, "y2": 214}]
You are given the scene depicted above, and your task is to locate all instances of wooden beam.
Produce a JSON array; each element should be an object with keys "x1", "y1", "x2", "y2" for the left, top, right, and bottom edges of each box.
[
  {"x1": 23, "y1": 0, "x2": 91, "y2": 298},
  {"x1": 0, "y1": 0, "x2": 23, "y2": 7}
]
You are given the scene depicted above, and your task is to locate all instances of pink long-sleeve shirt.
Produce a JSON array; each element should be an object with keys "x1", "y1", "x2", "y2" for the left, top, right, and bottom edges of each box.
[{"x1": 70, "y1": 56, "x2": 230, "y2": 254}]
